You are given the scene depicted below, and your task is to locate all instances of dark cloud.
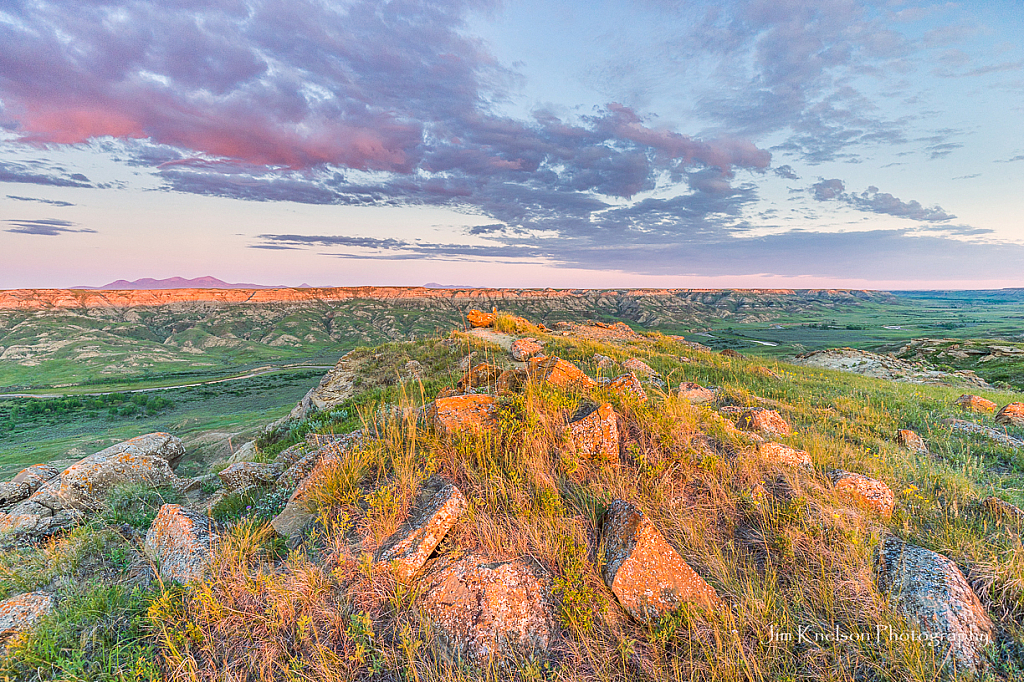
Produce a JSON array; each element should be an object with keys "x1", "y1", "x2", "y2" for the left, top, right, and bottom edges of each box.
[
  {"x1": 0, "y1": 161, "x2": 92, "y2": 187},
  {"x1": 811, "y1": 178, "x2": 844, "y2": 200},
  {"x1": 4, "y1": 218, "x2": 96, "y2": 235},
  {"x1": 5, "y1": 194, "x2": 75, "y2": 206},
  {"x1": 809, "y1": 179, "x2": 953, "y2": 222}
]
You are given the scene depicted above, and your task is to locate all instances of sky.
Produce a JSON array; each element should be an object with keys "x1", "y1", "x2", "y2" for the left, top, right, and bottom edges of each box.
[{"x1": 1, "y1": 0, "x2": 1023, "y2": 290}]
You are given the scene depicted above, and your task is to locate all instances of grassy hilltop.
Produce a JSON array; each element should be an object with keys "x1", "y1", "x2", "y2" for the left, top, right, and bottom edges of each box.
[{"x1": 0, "y1": 312, "x2": 1021, "y2": 680}]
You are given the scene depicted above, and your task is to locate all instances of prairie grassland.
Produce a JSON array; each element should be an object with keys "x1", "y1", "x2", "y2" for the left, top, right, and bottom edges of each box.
[{"x1": 2, "y1": 329, "x2": 1023, "y2": 681}]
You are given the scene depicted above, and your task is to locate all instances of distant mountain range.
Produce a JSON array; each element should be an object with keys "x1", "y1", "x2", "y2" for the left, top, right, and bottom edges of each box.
[{"x1": 73, "y1": 276, "x2": 309, "y2": 290}]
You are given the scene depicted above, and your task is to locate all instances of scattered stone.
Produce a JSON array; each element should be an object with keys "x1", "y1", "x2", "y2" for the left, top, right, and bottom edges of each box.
[
  {"x1": 419, "y1": 552, "x2": 554, "y2": 663},
  {"x1": 623, "y1": 357, "x2": 656, "y2": 378},
  {"x1": 376, "y1": 482, "x2": 466, "y2": 581},
  {"x1": 405, "y1": 359, "x2": 423, "y2": 379},
  {"x1": 528, "y1": 356, "x2": 598, "y2": 390},
  {"x1": 874, "y1": 535, "x2": 995, "y2": 675},
  {"x1": 600, "y1": 500, "x2": 721, "y2": 621},
  {"x1": 995, "y1": 402, "x2": 1024, "y2": 427},
  {"x1": 955, "y1": 394, "x2": 997, "y2": 413},
  {"x1": 217, "y1": 461, "x2": 284, "y2": 493},
  {"x1": 428, "y1": 395, "x2": 498, "y2": 435},
  {"x1": 738, "y1": 408, "x2": 791, "y2": 436},
  {"x1": 593, "y1": 353, "x2": 616, "y2": 371},
  {"x1": 896, "y1": 429, "x2": 929, "y2": 454},
  {"x1": 758, "y1": 442, "x2": 811, "y2": 468},
  {"x1": 0, "y1": 464, "x2": 59, "y2": 506},
  {"x1": 0, "y1": 591, "x2": 53, "y2": 644},
  {"x1": 609, "y1": 372, "x2": 646, "y2": 402},
  {"x1": 828, "y1": 471, "x2": 895, "y2": 516},
  {"x1": 144, "y1": 505, "x2": 220, "y2": 584},
  {"x1": 720, "y1": 349, "x2": 743, "y2": 359},
  {"x1": 510, "y1": 337, "x2": 543, "y2": 361},
  {"x1": 458, "y1": 362, "x2": 503, "y2": 391},
  {"x1": 466, "y1": 309, "x2": 496, "y2": 328},
  {"x1": 678, "y1": 382, "x2": 716, "y2": 405},
  {"x1": 566, "y1": 403, "x2": 619, "y2": 460},
  {"x1": 983, "y1": 497, "x2": 1024, "y2": 525},
  {"x1": 942, "y1": 419, "x2": 1023, "y2": 449}
]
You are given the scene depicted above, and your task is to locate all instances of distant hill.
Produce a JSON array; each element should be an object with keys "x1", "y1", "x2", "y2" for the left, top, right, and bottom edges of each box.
[{"x1": 74, "y1": 276, "x2": 288, "y2": 290}]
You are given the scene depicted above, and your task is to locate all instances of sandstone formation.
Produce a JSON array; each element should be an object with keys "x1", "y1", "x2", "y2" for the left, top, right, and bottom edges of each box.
[
  {"x1": 218, "y1": 461, "x2": 284, "y2": 493},
  {"x1": 758, "y1": 442, "x2": 811, "y2": 468},
  {"x1": 738, "y1": 408, "x2": 791, "y2": 436},
  {"x1": 677, "y1": 382, "x2": 716, "y2": 404},
  {"x1": 376, "y1": 482, "x2": 466, "y2": 581},
  {"x1": 600, "y1": 500, "x2": 721, "y2": 621},
  {"x1": 510, "y1": 337, "x2": 543, "y2": 361},
  {"x1": 793, "y1": 348, "x2": 991, "y2": 389},
  {"x1": 566, "y1": 403, "x2": 619, "y2": 460},
  {"x1": 874, "y1": 535, "x2": 995, "y2": 675},
  {"x1": 0, "y1": 591, "x2": 53, "y2": 644},
  {"x1": 144, "y1": 505, "x2": 221, "y2": 584},
  {"x1": 828, "y1": 470, "x2": 895, "y2": 516},
  {"x1": 428, "y1": 395, "x2": 498, "y2": 435},
  {"x1": 0, "y1": 464, "x2": 59, "y2": 506},
  {"x1": 466, "y1": 309, "x2": 496, "y2": 328},
  {"x1": 954, "y1": 394, "x2": 997, "y2": 413},
  {"x1": 608, "y1": 372, "x2": 646, "y2": 402},
  {"x1": 528, "y1": 356, "x2": 597, "y2": 390},
  {"x1": 896, "y1": 429, "x2": 929, "y2": 454},
  {"x1": 941, "y1": 419, "x2": 1023, "y2": 449},
  {"x1": 287, "y1": 350, "x2": 359, "y2": 421},
  {"x1": 995, "y1": 402, "x2": 1024, "y2": 427},
  {"x1": 419, "y1": 552, "x2": 554, "y2": 663}
]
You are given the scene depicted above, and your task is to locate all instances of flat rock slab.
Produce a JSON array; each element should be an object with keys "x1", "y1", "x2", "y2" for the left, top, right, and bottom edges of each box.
[
  {"x1": 510, "y1": 337, "x2": 543, "y2": 361},
  {"x1": 995, "y1": 402, "x2": 1024, "y2": 427},
  {"x1": 601, "y1": 499, "x2": 721, "y2": 621},
  {"x1": 218, "y1": 461, "x2": 283, "y2": 493},
  {"x1": 419, "y1": 552, "x2": 554, "y2": 663},
  {"x1": 955, "y1": 394, "x2": 997, "y2": 413},
  {"x1": 738, "y1": 408, "x2": 790, "y2": 435},
  {"x1": 566, "y1": 403, "x2": 619, "y2": 460},
  {"x1": 145, "y1": 504, "x2": 220, "y2": 584},
  {"x1": 609, "y1": 372, "x2": 646, "y2": 402},
  {"x1": 758, "y1": 442, "x2": 811, "y2": 468},
  {"x1": 874, "y1": 535, "x2": 995, "y2": 676},
  {"x1": 678, "y1": 382, "x2": 716, "y2": 405},
  {"x1": 376, "y1": 482, "x2": 466, "y2": 581},
  {"x1": 896, "y1": 429, "x2": 929, "y2": 454},
  {"x1": 429, "y1": 395, "x2": 498, "y2": 435},
  {"x1": 528, "y1": 356, "x2": 597, "y2": 390},
  {"x1": 829, "y1": 470, "x2": 895, "y2": 517},
  {"x1": 942, "y1": 419, "x2": 1023, "y2": 449},
  {"x1": 0, "y1": 591, "x2": 53, "y2": 643}
]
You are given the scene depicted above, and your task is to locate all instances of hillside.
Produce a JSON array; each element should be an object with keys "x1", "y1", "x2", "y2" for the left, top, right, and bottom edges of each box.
[{"x1": 0, "y1": 311, "x2": 1020, "y2": 680}]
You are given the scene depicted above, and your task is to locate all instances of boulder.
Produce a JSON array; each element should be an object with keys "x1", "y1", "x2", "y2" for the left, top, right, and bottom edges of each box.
[
  {"x1": 609, "y1": 372, "x2": 646, "y2": 402},
  {"x1": 528, "y1": 356, "x2": 597, "y2": 390},
  {"x1": 874, "y1": 535, "x2": 995, "y2": 675},
  {"x1": 677, "y1": 382, "x2": 716, "y2": 405},
  {"x1": 287, "y1": 350, "x2": 359, "y2": 421},
  {"x1": 758, "y1": 442, "x2": 811, "y2": 468},
  {"x1": 942, "y1": 418, "x2": 1023, "y2": 449},
  {"x1": 601, "y1": 500, "x2": 721, "y2": 621},
  {"x1": 495, "y1": 369, "x2": 527, "y2": 394},
  {"x1": 376, "y1": 482, "x2": 466, "y2": 581},
  {"x1": 738, "y1": 408, "x2": 791, "y2": 436},
  {"x1": 995, "y1": 402, "x2": 1024, "y2": 427},
  {"x1": 622, "y1": 357, "x2": 656, "y2": 378},
  {"x1": 457, "y1": 362, "x2": 503, "y2": 391},
  {"x1": 510, "y1": 337, "x2": 543, "y2": 361},
  {"x1": 593, "y1": 353, "x2": 616, "y2": 371},
  {"x1": 955, "y1": 394, "x2": 997, "y2": 413},
  {"x1": 100, "y1": 432, "x2": 186, "y2": 469},
  {"x1": 0, "y1": 591, "x2": 53, "y2": 644},
  {"x1": 566, "y1": 403, "x2": 619, "y2": 460},
  {"x1": 218, "y1": 461, "x2": 284, "y2": 493},
  {"x1": 418, "y1": 552, "x2": 554, "y2": 663},
  {"x1": 720, "y1": 349, "x2": 743, "y2": 359},
  {"x1": 404, "y1": 359, "x2": 423, "y2": 380},
  {"x1": 896, "y1": 429, "x2": 929, "y2": 454},
  {"x1": 144, "y1": 504, "x2": 220, "y2": 584},
  {"x1": 828, "y1": 470, "x2": 895, "y2": 517},
  {"x1": 56, "y1": 449, "x2": 179, "y2": 510},
  {"x1": 428, "y1": 395, "x2": 498, "y2": 435},
  {"x1": 466, "y1": 309, "x2": 496, "y2": 328},
  {"x1": 0, "y1": 464, "x2": 60, "y2": 506}
]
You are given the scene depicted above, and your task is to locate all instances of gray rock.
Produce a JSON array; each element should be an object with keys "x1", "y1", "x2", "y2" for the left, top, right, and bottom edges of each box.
[
  {"x1": 0, "y1": 464, "x2": 59, "y2": 506},
  {"x1": 0, "y1": 591, "x2": 53, "y2": 643},
  {"x1": 217, "y1": 461, "x2": 284, "y2": 493},
  {"x1": 376, "y1": 482, "x2": 466, "y2": 581},
  {"x1": 144, "y1": 504, "x2": 220, "y2": 584}
]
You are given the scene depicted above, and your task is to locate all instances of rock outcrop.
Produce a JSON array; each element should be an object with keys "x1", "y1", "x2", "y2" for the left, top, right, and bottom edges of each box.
[
  {"x1": 287, "y1": 350, "x2": 359, "y2": 421},
  {"x1": 376, "y1": 482, "x2": 466, "y2": 581},
  {"x1": 874, "y1": 535, "x2": 995, "y2": 675},
  {"x1": 418, "y1": 552, "x2": 554, "y2": 663},
  {"x1": 0, "y1": 591, "x2": 53, "y2": 644},
  {"x1": 466, "y1": 309, "x2": 496, "y2": 328},
  {"x1": 457, "y1": 363, "x2": 503, "y2": 391},
  {"x1": 510, "y1": 337, "x2": 543, "y2": 361},
  {"x1": 792, "y1": 348, "x2": 991, "y2": 389},
  {"x1": 896, "y1": 429, "x2": 929, "y2": 454},
  {"x1": 955, "y1": 394, "x2": 997, "y2": 413},
  {"x1": 758, "y1": 442, "x2": 811, "y2": 468},
  {"x1": 0, "y1": 464, "x2": 59, "y2": 506},
  {"x1": 995, "y1": 402, "x2": 1024, "y2": 427},
  {"x1": 738, "y1": 408, "x2": 790, "y2": 436},
  {"x1": 144, "y1": 505, "x2": 221, "y2": 584},
  {"x1": 566, "y1": 403, "x2": 619, "y2": 460},
  {"x1": 600, "y1": 500, "x2": 721, "y2": 621},
  {"x1": 828, "y1": 471, "x2": 894, "y2": 516},
  {"x1": 528, "y1": 356, "x2": 597, "y2": 390},
  {"x1": 608, "y1": 372, "x2": 646, "y2": 402},
  {"x1": 677, "y1": 382, "x2": 716, "y2": 405},
  {"x1": 218, "y1": 461, "x2": 284, "y2": 493},
  {"x1": 622, "y1": 357, "x2": 656, "y2": 378},
  {"x1": 941, "y1": 419, "x2": 1023, "y2": 449},
  {"x1": 428, "y1": 395, "x2": 498, "y2": 435}
]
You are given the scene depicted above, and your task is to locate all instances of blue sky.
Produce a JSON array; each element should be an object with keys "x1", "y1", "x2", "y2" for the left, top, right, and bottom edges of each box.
[{"x1": 1, "y1": 0, "x2": 1022, "y2": 289}]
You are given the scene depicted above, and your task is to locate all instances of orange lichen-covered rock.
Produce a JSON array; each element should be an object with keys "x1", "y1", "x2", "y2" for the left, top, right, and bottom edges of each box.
[
  {"x1": 896, "y1": 429, "x2": 929, "y2": 454},
  {"x1": 218, "y1": 461, "x2": 283, "y2": 493},
  {"x1": 376, "y1": 482, "x2": 466, "y2": 581},
  {"x1": 0, "y1": 464, "x2": 59, "y2": 506},
  {"x1": 677, "y1": 382, "x2": 715, "y2": 405},
  {"x1": 955, "y1": 394, "x2": 997, "y2": 413},
  {"x1": 566, "y1": 403, "x2": 619, "y2": 459},
  {"x1": 609, "y1": 372, "x2": 646, "y2": 402},
  {"x1": 622, "y1": 357, "x2": 656, "y2": 378},
  {"x1": 466, "y1": 308, "x2": 496, "y2": 328},
  {"x1": 528, "y1": 356, "x2": 597, "y2": 390},
  {"x1": 510, "y1": 337, "x2": 543, "y2": 361},
  {"x1": 428, "y1": 395, "x2": 498, "y2": 435},
  {"x1": 56, "y1": 451, "x2": 179, "y2": 510},
  {"x1": 144, "y1": 504, "x2": 220, "y2": 583},
  {"x1": 600, "y1": 500, "x2": 722, "y2": 620},
  {"x1": 829, "y1": 470, "x2": 895, "y2": 517},
  {"x1": 995, "y1": 402, "x2": 1024, "y2": 427},
  {"x1": 758, "y1": 442, "x2": 811, "y2": 468},
  {"x1": 0, "y1": 591, "x2": 53, "y2": 644},
  {"x1": 738, "y1": 408, "x2": 791, "y2": 436},
  {"x1": 457, "y1": 362, "x2": 503, "y2": 391},
  {"x1": 419, "y1": 552, "x2": 554, "y2": 663}
]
